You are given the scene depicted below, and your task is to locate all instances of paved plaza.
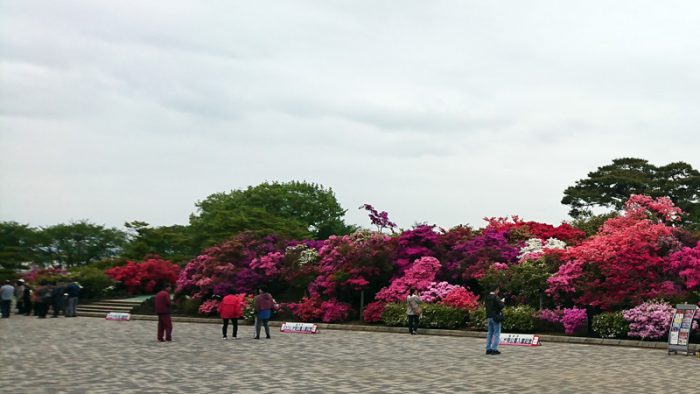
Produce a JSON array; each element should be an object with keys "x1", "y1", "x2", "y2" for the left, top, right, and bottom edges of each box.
[{"x1": 1, "y1": 316, "x2": 698, "y2": 393}]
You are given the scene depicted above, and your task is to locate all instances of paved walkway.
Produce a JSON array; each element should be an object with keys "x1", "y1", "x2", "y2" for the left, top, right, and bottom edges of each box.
[{"x1": 1, "y1": 316, "x2": 698, "y2": 393}]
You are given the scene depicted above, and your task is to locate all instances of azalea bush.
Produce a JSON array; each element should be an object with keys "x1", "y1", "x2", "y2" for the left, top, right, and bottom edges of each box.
[
  {"x1": 363, "y1": 301, "x2": 385, "y2": 323},
  {"x1": 622, "y1": 301, "x2": 674, "y2": 340},
  {"x1": 22, "y1": 267, "x2": 69, "y2": 284},
  {"x1": 440, "y1": 286, "x2": 480, "y2": 311},
  {"x1": 562, "y1": 307, "x2": 588, "y2": 335},
  {"x1": 198, "y1": 299, "x2": 220, "y2": 315},
  {"x1": 375, "y1": 256, "x2": 441, "y2": 303},
  {"x1": 106, "y1": 257, "x2": 180, "y2": 295},
  {"x1": 592, "y1": 312, "x2": 628, "y2": 339},
  {"x1": 320, "y1": 299, "x2": 353, "y2": 323},
  {"x1": 285, "y1": 295, "x2": 324, "y2": 322}
]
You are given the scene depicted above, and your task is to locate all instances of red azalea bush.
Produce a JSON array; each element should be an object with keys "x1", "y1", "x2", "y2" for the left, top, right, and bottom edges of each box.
[
  {"x1": 363, "y1": 301, "x2": 385, "y2": 323},
  {"x1": 106, "y1": 257, "x2": 180, "y2": 294},
  {"x1": 285, "y1": 295, "x2": 324, "y2": 322},
  {"x1": 440, "y1": 286, "x2": 480, "y2": 311},
  {"x1": 22, "y1": 267, "x2": 69, "y2": 284},
  {"x1": 198, "y1": 299, "x2": 220, "y2": 315},
  {"x1": 484, "y1": 216, "x2": 586, "y2": 244},
  {"x1": 547, "y1": 195, "x2": 687, "y2": 310}
]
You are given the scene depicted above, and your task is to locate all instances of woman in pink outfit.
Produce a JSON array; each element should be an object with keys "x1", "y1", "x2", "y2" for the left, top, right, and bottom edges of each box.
[{"x1": 218, "y1": 292, "x2": 245, "y2": 339}]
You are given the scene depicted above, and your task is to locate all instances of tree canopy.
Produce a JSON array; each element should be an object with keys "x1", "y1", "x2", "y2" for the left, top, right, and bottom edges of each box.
[
  {"x1": 0, "y1": 221, "x2": 41, "y2": 271},
  {"x1": 189, "y1": 181, "x2": 353, "y2": 247},
  {"x1": 38, "y1": 220, "x2": 127, "y2": 267},
  {"x1": 562, "y1": 158, "x2": 700, "y2": 228},
  {"x1": 121, "y1": 221, "x2": 197, "y2": 264}
]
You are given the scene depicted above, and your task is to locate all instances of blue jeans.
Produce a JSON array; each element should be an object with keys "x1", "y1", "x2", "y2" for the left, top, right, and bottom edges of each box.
[{"x1": 486, "y1": 318, "x2": 501, "y2": 351}]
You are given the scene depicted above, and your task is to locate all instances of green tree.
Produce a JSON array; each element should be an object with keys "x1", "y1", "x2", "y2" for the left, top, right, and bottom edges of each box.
[
  {"x1": 562, "y1": 158, "x2": 700, "y2": 228},
  {"x1": 189, "y1": 181, "x2": 353, "y2": 247},
  {"x1": 38, "y1": 220, "x2": 127, "y2": 267},
  {"x1": 121, "y1": 221, "x2": 197, "y2": 264},
  {"x1": 0, "y1": 221, "x2": 41, "y2": 270}
]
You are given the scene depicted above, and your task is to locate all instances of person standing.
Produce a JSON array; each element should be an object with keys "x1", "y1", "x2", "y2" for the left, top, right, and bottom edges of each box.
[
  {"x1": 33, "y1": 281, "x2": 52, "y2": 318},
  {"x1": 485, "y1": 286, "x2": 505, "y2": 355},
  {"x1": 15, "y1": 279, "x2": 26, "y2": 314},
  {"x1": 22, "y1": 282, "x2": 32, "y2": 316},
  {"x1": 154, "y1": 284, "x2": 173, "y2": 342},
  {"x1": 218, "y1": 292, "x2": 245, "y2": 340},
  {"x1": 50, "y1": 282, "x2": 66, "y2": 318},
  {"x1": 406, "y1": 288, "x2": 422, "y2": 335},
  {"x1": 253, "y1": 288, "x2": 274, "y2": 339},
  {"x1": 65, "y1": 281, "x2": 80, "y2": 317},
  {"x1": 1, "y1": 280, "x2": 15, "y2": 318}
]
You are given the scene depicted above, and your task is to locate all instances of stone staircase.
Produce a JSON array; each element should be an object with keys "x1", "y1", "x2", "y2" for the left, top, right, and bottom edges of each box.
[{"x1": 76, "y1": 299, "x2": 144, "y2": 318}]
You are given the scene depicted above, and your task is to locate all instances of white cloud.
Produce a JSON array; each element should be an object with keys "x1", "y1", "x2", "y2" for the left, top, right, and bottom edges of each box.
[{"x1": 1, "y1": 1, "x2": 699, "y2": 231}]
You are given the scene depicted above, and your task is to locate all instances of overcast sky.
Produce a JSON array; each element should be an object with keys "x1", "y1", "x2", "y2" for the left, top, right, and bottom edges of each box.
[{"x1": 1, "y1": 1, "x2": 699, "y2": 232}]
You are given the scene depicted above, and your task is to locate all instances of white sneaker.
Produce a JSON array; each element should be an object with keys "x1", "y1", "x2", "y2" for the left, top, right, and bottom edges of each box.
[{"x1": 223, "y1": 337, "x2": 228, "y2": 340}]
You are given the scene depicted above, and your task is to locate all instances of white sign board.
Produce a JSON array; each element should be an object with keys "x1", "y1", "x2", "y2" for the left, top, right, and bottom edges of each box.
[
  {"x1": 280, "y1": 322, "x2": 319, "y2": 334},
  {"x1": 499, "y1": 333, "x2": 540, "y2": 346},
  {"x1": 105, "y1": 312, "x2": 131, "y2": 321}
]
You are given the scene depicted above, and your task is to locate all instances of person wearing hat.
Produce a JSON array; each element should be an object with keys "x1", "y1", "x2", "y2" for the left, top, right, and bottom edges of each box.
[{"x1": 1, "y1": 280, "x2": 15, "y2": 318}]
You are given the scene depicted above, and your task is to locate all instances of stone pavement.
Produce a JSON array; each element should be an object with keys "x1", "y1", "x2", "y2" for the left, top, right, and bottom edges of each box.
[{"x1": 1, "y1": 316, "x2": 698, "y2": 393}]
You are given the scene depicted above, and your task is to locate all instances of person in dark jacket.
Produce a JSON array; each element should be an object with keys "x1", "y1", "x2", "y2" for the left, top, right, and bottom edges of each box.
[
  {"x1": 33, "y1": 281, "x2": 52, "y2": 318},
  {"x1": 253, "y1": 288, "x2": 274, "y2": 339},
  {"x1": 154, "y1": 284, "x2": 173, "y2": 342},
  {"x1": 484, "y1": 286, "x2": 505, "y2": 355},
  {"x1": 65, "y1": 281, "x2": 80, "y2": 317},
  {"x1": 21, "y1": 281, "x2": 32, "y2": 316},
  {"x1": 50, "y1": 282, "x2": 66, "y2": 318}
]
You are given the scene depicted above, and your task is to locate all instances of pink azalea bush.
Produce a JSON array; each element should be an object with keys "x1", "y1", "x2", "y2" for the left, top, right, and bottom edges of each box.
[
  {"x1": 667, "y1": 241, "x2": 700, "y2": 290},
  {"x1": 320, "y1": 299, "x2": 353, "y2": 323},
  {"x1": 198, "y1": 299, "x2": 220, "y2": 315},
  {"x1": 622, "y1": 301, "x2": 674, "y2": 340},
  {"x1": 562, "y1": 307, "x2": 588, "y2": 335},
  {"x1": 363, "y1": 301, "x2": 385, "y2": 323},
  {"x1": 420, "y1": 281, "x2": 458, "y2": 303},
  {"x1": 538, "y1": 308, "x2": 564, "y2": 325},
  {"x1": 375, "y1": 256, "x2": 442, "y2": 303}
]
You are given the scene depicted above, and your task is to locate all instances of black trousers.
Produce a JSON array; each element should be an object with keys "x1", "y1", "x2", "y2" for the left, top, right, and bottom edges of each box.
[
  {"x1": 35, "y1": 302, "x2": 48, "y2": 318},
  {"x1": 408, "y1": 315, "x2": 419, "y2": 333},
  {"x1": 222, "y1": 318, "x2": 238, "y2": 338}
]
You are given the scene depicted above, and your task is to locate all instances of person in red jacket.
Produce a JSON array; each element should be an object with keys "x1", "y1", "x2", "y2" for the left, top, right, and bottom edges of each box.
[
  {"x1": 154, "y1": 284, "x2": 173, "y2": 342},
  {"x1": 218, "y1": 292, "x2": 245, "y2": 340}
]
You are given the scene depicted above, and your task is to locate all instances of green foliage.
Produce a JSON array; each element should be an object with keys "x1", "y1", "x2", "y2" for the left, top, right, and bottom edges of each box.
[
  {"x1": 381, "y1": 303, "x2": 407, "y2": 326},
  {"x1": 592, "y1": 312, "x2": 629, "y2": 339},
  {"x1": 561, "y1": 158, "x2": 700, "y2": 228},
  {"x1": 469, "y1": 306, "x2": 487, "y2": 330},
  {"x1": 122, "y1": 221, "x2": 196, "y2": 264},
  {"x1": 570, "y1": 213, "x2": 619, "y2": 237},
  {"x1": 480, "y1": 257, "x2": 561, "y2": 309},
  {"x1": 417, "y1": 304, "x2": 468, "y2": 329},
  {"x1": 189, "y1": 181, "x2": 353, "y2": 247},
  {"x1": 0, "y1": 221, "x2": 41, "y2": 270},
  {"x1": 502, "y1": 305, "x2": 536, "y2": 332},
  {"x1": 37, "y1": 220, "x2": 127, "y2": 267},
  {"x1": 70, "y1": 265, "x2": 115, "y2": 299}
]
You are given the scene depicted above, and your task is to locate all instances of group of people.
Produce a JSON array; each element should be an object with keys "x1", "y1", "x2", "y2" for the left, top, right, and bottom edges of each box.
[
  {"x1": 406, "y1": 286, "x2": 506, "y2": 355},
  {"x1": 153, "y1": 285, "x2": 277, "y2": 342},
  {"x1": 0, "y1": 279, "x2": 81, "y2": 319}
]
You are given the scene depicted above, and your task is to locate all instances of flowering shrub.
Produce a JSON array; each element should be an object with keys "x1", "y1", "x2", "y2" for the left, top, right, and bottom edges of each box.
[
  {"x1": 562, "y1": 307, "x2": 587, "y2": 335},
  {"x1": 320, "y1": 299, "x2": 353, "y2": 323},
  {"x1": 484, "y1": 216, "x2": 585, "y2": 244},
  {"x1": 451, "y1": 230, "x2": 520, "y2": 280},
  {"x1": 518, "y1": 238, "x2": 567, "y2": 261},
  {"x1": 440, "y1": 286, "x2": 480, "y2": 311},
  {"x1": 106, "y1": 258, "x2": 180, "y2": 294},
  {"x1": 363, "y1": 301, "x2": 385, "y2": 323},
  {"x1": 393, "y1": 225, "x2": 443, "y2": 274},
  {"x1": 285, "y1": 295, "x2": 324, "y2": 322},
  {"x1": 22, "y1": 267, "x2": 69, "y2": 284},
  {"x1": 198, "y1": 299, "x2": 220, "y2": 315},
  {"x1": 547, "y1": 195, "x2": 686, "y2": 310},
  {"x1": 249, "y1": 251, "x2": 284, "y2": 277},
  {"x1": 667, "y1": 241, "x2": 700, "y2": 290},
  {"x1": 592, "y1": 312, "x2": 628, "y2": 339},
  {"x1": 359, "y1": 204, "x2": 397, "y2": 233},
  {"x1": 623, "y1": 301, "x2": 674, "y2": 340},
  {"x1": 375, "y1": 256, "x2": 441, "y2": 303},
  {"x1": 420, "y1": 281, "x2": 458, "y2": 303},
  {"x1": 538, "y1": 308, "x2": 564, "y2": 325}
]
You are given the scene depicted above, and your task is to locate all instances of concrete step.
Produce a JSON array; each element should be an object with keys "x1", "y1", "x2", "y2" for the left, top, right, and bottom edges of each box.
[{"x1": 85, "y1": 302, "x2": 140, "y2": 309}]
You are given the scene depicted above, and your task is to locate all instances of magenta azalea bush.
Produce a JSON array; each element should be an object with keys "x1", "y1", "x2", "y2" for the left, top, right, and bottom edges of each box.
[
  {"x1": 562, "y1": 307, "x2": 588, "y2": 335},
  {"x1": 538, "y1": 308, "x2": 564, "y2": 325},
  {"x1": 375, "y1": 256, "x2": 442, "y2": 303},
  {"x1": 363, "y1": 301, "x2": 385, "y2": 323},
  {"x1": 198, "y1": 299, "x2": 220, "y2": 315}
]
